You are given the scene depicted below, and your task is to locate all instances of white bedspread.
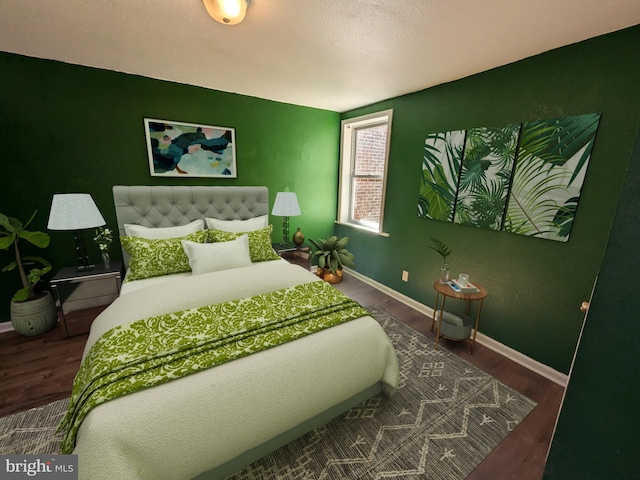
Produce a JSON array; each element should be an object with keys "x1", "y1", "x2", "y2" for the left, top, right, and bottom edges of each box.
[{"x1": 74, "y1": 261, "x2": 399, "y2": 480}]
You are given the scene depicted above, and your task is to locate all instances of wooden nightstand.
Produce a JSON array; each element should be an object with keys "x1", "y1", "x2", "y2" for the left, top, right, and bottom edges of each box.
[
  {"x1": 272, "y1": 242, "x2": 312, "y2": 271},
  {"x1": 50, "y1": 262, "x2": 124, "y2": 337}
]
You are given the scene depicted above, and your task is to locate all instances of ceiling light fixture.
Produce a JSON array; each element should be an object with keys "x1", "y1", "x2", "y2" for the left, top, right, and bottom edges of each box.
[{"x1": 202, "y1": 0, "x2": 249, "y2": 26}]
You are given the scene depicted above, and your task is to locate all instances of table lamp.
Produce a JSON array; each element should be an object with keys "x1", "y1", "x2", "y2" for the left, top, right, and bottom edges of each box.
[
  {"x1": 271, "y1": 192, "x2": 301, "y2": 245},
  {"x1": 47, "y1": 193, "x2": 106, "y2": 271}
]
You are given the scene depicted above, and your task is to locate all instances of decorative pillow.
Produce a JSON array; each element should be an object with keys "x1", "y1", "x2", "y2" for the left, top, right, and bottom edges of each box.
[
  {"x1": 124, "y1": 219, "x2": 205, "y2": 239},
  {"x1": 205, "y1": 215, "x2": 268, "y2": 233},
  {"x1": 209, "y1": 225, "x2": 280, "y2": 262},
  {"x1": 121, "y1": 230, "x2": 208, "y2": 282},
  {"x1": 182, "y1": 235, "x2": 252, "y2": 275}
]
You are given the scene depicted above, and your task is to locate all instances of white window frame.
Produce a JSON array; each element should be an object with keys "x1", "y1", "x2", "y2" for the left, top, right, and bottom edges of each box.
[{"x1": 338, "y1": 109, "x2": 393, "y2": 235}]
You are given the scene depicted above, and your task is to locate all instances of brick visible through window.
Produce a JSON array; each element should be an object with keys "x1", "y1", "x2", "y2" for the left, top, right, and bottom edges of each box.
[
  {"x1": 339, "y1": 110, "x2": 392, "y2": 233},
  {"x1": 352, "y1": 124, "x2": 387, "y2": 224}
]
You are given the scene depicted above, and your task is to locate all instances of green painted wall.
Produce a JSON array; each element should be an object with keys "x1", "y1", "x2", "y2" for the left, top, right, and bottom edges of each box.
[
  {"x1": 0, "y1": 53, "x2": 340, "y2": 323},
  {"x1": 337, "y1": 25, "x2": 640, "y2": 373},
  {"x1": 543, "y1": 125, "x2": 640, "y2": 479},
  {"x1": 2, "y1": 26, "x2": 639, "y2": 377}
]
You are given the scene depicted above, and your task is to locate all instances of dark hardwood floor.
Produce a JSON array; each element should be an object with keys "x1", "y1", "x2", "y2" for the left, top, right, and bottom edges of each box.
[
  {"x1": 0, "y1": 272, "x2": 563, "y2": 479},
  {"x1": 334, "y1": 273, "x2": 564, "y2": 480}
]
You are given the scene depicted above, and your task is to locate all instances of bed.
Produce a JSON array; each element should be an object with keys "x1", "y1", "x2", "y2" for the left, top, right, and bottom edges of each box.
[{"x1": 61, "y1": 185, "x2": 399, "y2": 480}]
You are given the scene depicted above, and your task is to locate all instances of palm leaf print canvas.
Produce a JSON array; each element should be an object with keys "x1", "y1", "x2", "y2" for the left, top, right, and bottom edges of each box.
[
  {"x1": 454, "y1": 124, "x2": 520, "y2": 230},
  {"x1": 504, "y1": 113, "x2": 601, "y2": 242},
  {"x1": 417, "y1": 113, "x2": 601, "y2": 242},
  {"x1": 418, "y1": 130, "x2": 465, "y2": 221}
]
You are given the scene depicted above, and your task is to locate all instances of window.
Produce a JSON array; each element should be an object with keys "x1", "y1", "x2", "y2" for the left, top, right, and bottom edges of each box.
[{"x1": 338, "y1": 110, "x2": 393, "y2": 234}]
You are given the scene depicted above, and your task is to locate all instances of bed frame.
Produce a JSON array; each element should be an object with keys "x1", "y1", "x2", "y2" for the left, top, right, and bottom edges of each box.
[
  {"x1": 110, "y1": 185, "x2": 383, "y2": 479},
  {"x1": 113, "y1": 185, "x2": 269, "y2": 268}
]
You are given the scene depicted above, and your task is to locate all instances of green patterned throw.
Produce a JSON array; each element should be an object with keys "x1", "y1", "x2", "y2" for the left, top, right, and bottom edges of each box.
[{"x1": 57, "y1": 280, "x2": 368, "y2": 453}]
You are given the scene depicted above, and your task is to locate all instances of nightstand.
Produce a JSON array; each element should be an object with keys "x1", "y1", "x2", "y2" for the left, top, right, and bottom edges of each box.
[
  {"x1": 272, "y1": 242, "x2": 312, "y2": 271},
  {"x1": 50, "y1": 262, "x2": 124, "y2": 337},
  {"x1": 431, "y1": 280, "x2": 487, "y2": 354}
]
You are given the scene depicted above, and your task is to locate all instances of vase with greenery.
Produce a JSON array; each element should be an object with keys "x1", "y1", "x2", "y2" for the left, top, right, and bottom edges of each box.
[
  {"x1": 428, "y1": 237, "x2": 452, "y2": 284},
  {"x1": 309, "y1": 235, "x2": 355, "y2": 284},
  {"x1": 94, "y1": 226, "x2": 113, "y2": 268},
  {"x1": 0, "y1": 210, "x2": 57, "y2": 335}
]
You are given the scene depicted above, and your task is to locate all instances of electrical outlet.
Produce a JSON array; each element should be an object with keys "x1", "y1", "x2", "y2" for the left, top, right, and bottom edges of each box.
[{"x1": 402, "y1": 270, "x2": 409, "y2": 282}]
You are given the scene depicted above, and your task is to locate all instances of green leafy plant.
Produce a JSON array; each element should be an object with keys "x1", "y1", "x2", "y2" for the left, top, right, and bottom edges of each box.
[
  {"x1": 0, "y1": 211, "x2": 52, "y2": 302},
  {"x1": 427, "y1": 237, "x2": 452, "y2": 263},
  {"x1": 309, "y1": 235, "x2": 355, "y2": 274}
]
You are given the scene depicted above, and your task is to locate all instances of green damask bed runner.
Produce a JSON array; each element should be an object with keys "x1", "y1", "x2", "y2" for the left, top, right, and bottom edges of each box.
[{"x1": 57, "y1": 280, "x2": 368, "y2": 453}]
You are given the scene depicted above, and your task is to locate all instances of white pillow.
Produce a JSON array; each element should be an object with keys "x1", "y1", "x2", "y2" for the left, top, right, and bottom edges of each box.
[
  {"x1": 182, "y1": 235, "x2": 252, "y2": 275},
  {"x1": 124, "y1": 219, "x2": 205, "y2": 239},
  {"x1": 205, "y1": 215, "x2": 268, "y2": 233}
]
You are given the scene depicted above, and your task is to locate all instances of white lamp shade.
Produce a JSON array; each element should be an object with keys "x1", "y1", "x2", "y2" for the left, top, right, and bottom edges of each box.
[
  {"x1": 202, "y1": 0, "x2": 248, "y2": 25},
  {"x1": 271, "y1": 192, "x2": 301, "y2": 217},
  {"x1": 47, "y1": 193, "x2": 106, "y2": 231}
]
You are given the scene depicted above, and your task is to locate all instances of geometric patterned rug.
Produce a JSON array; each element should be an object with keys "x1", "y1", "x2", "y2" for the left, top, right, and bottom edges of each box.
[
  {"x1": 0, "y1": 307, "x2": 536, "y2": 479},
  {"x1": 0, "y1": 397, "x2": 67, "y2": 455},
  {"x1": 228, "y1": 306, "x2": 537, "y2": 479}
]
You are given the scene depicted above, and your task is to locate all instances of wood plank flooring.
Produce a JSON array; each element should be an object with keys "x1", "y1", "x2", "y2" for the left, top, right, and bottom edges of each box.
[
  {"x1": 334, "y1": 274, "x2": 564, "y2": 480},
  {"x1": 0, "y1": 272, "x2": 563, "y2": 479}
]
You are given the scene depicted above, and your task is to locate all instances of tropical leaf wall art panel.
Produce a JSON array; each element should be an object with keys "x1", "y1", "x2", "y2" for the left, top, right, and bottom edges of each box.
[
  {"x1": 504, "y1": 113, "x2": 601, "y2": 242},
  {"x1": 453, "y1": 124, "x2": 520, "y2": 230},
  {"x1": 418, "y1": 130, "x2": 465, "y2": 222}
]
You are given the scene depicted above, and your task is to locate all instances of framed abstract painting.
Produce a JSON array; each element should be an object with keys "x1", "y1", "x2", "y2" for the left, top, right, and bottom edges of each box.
[{"x1": 144, "y1": 118, "x2": 237, "y2": 178}]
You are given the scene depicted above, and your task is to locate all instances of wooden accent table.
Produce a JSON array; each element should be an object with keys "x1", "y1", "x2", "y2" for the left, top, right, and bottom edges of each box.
[{"x1": 431, "y1": 280, "x2": 487, "y2": 354}]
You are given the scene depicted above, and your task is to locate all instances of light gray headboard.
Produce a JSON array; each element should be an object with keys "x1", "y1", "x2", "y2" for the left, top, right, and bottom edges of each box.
[{"x1": 113, "y1": 185, "x2": 269, "y2": 267}]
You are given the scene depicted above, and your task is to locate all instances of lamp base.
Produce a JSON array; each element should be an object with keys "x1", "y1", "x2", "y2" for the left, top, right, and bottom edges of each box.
[
  {"x1": 74, "y1": 230, "x2": 94, "y2": 272},
  {"x1": 280, "y1": 216, "x2": 290, "y2": 245}
]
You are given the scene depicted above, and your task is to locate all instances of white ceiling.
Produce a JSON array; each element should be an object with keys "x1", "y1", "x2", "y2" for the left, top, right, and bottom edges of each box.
[{"x1": 1, "y1": 0, "x2": 639, "y2": 112}]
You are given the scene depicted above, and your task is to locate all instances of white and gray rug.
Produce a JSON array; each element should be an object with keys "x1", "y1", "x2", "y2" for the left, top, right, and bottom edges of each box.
[
  {"x1": 0, "y1": 307, "x2": 536, "y2": 479},
  {"x1": 0, "y1": 397, "x2": 67, "y2": 455},
  {"x1": 228, "y1": 307, "x2": 537, "y2": 479}
]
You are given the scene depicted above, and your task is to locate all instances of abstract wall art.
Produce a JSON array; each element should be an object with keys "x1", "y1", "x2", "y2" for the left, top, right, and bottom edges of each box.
[
  {"x1": 144, "y1": 118, "x2": 237, "y2": 178},
  {"x1": 417, "y1": 113, "x2": 601, "y2": 242}
]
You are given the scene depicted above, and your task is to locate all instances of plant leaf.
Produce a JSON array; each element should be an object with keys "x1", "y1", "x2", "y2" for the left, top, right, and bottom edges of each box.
[
  {"x1": 428, "y1": 238, "x2": 451, "y2": 262},
  {"x1": 18, "y1": 230, "x2": 50, "y2": 248},
  {"x1": 0, "y1": 234, "x2": 15, "y2": 250}
]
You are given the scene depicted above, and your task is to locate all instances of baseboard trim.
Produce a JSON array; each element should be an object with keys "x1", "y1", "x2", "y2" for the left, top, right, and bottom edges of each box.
[
  {"x1": 0, "y1": 322, "x2": 14, "y2": 334},
  {"x1": 343, "y1": 267, "x2": 568, "y2": 387}
]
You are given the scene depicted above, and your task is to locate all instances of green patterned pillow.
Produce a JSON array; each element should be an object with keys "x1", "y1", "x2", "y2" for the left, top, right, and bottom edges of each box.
[
  {"x1": 122, "y1": 230, "x2": 209, "y2": 282},
  {"x1": 209, "y1": 225, "x2": 280, "y2": 262}
]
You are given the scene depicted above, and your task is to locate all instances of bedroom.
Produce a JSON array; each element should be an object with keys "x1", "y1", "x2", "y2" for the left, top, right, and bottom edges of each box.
[{"x1": 0, "y1": 1, "x2": 639, "y2": 478}]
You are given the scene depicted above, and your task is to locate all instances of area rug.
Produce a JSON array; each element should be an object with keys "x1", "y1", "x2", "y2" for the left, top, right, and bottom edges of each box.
[
  {"x1": 0, "y1": 307, "x2": 536, "y2": 479},
  {"x1": 0, "y1": 398, "x2": 67, "y2": 455},
  {"x1": 228, "y1": 306, "x2": 537, "y2": 479}
]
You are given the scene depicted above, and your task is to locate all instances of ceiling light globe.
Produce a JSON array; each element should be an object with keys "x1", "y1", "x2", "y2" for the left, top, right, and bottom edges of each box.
[{"x1": 202, "y1": 0, "x2": 248, "y2": 26}]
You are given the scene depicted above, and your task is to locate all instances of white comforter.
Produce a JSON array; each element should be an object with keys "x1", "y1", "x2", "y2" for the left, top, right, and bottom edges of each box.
[{"x1": 73, "y1": 261, "x2": 399, "y2": 480}]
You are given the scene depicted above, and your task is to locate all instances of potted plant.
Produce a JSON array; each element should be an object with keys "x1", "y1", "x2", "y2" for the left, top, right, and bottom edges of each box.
[
  {"x1": 0, "y1": 210, "x2": 57, "y2": 336},
  {"x1": 309, "y1": 235, "x2": 355, "y2": 284}
]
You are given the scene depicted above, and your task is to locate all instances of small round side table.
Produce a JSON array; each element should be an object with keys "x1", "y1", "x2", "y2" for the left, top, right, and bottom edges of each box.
[{"x1": 431, "y1": 280, "x2": 487, "y2": 354}]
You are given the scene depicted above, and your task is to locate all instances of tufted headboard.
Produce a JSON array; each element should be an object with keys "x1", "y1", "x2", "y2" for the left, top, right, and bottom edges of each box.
[{"x1": 113, "y1": 185, "x2": 269, "y2": 267}]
